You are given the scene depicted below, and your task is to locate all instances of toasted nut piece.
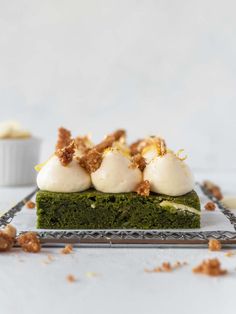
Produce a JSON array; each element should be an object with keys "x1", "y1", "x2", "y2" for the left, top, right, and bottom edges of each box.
[
  {"x1": 136, "y1": 180, "x2": 150, "y2": 196},
  {"x1": 3, "y1": 224, "x2": 17, "y2": 238},
  {"x1": 193, "y1": 258, "x2": 227, "y2": 276},
  {"x1": 208, "y1": 239, "x2": 222, "y2": 251},
  {"x1": 17, "y1": 232, "x2": 41, "y2": 253},
  {"x1": 0, "y1": 231, "x2": 14, "y2": 252},
  {"x1": 66, "y1": 274, "x2": 76, "y2": 282},
  {"x1": 61, "y1": 244, "x2": 73, "y2": 254},
  {"x1": 25, "y1": 201, "x2": 35, "y2": 209},
  {"x1": 204, "y1": 202, "x2": 216, "y2": 211}
]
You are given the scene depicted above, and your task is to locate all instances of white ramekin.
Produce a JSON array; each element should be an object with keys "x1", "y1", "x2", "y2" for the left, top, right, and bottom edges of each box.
[{"x1": 0, "y1": 137, "x2": 41, "y2": 186}]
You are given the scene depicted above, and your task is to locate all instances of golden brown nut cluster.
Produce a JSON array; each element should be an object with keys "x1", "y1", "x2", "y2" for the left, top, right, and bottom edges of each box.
[
  {"x1": 192, "y1": 258, "x2": 227, "y2": 276},
  {"x1": 61, "y1": 244, "x2": 73, "y2": 254},
  {"x1": 56, "y1": 141, "x2": 75, "y2": 166},
  {"x1": 208, "y1": 239, "x2": 222, "y2": 251},
  {"x1": 56, "y1": 127, "x2": 72, "y2": 150},
  {"x1": 130, "y1": 154, "x2": 146, "y2": 171},
  {"x1": 136, "y1": 180, "x2": 151, "y2": 196},
  {"x1": 17, "y1": 232, "x2": 41, "y2": 253}
]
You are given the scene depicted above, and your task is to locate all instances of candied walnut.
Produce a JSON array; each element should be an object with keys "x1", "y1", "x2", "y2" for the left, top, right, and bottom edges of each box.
[
  {"x1": 136, "y1": 180, "x2": 150, "y2": 196},
  {"x1": 77, "y1": 149, "x2": 103, "y2": 173},
  {"x1": 66, "y1": 274, "x2": 76, "y2": 283},
  {"x1": 192, "y1": 258, "x2": 227, "y2": 276},
  {"x1": 204, "y1": 201, "x2": 216, "y2": 211},
  {"x1": 130, "y1": 154, "x2": 146, "y2": 171},
  {"x1": 208, "y1": 239, "x2": 222, "y2": 251},
  {"x1": 203, "y1": 180, "x2": 223, "y2": 200},
  {"x1": 25, "y1": 200, "x2": 35, "y2": 209},
  {"x1": 56, "y1": 127, "x2": 72, "y2": 150},
  {"x1": 96, "y1": 129, "x2": 126, "y2": 153},
  {"x1": 56, "y1": 141, "x2": 75, "y2": 166},
  {"x1": 61, "y1": 244, "x2": 73, "y2": 254},
  {"x1": 0, "y1": 231, "x2": 14, "y2": 252},
  {"x1": 17, "y1": 232, "x2": 41, "y2": 253}
]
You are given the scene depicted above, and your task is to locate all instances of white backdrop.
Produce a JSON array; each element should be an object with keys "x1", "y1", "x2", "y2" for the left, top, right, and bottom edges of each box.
[{"x1": 0, "y1": 0, "x2": 236, "y2": 170}]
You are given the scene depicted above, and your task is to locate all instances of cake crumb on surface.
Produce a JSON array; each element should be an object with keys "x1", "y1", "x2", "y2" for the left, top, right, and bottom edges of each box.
[
  {"x1": 3, "y1": 224, "x2": 16, "y2": 238},
  {"x1": 61, "y1": 244, "x2": 73, "y2": 254},
  {"x1": 136, "y1": 180, "x2": 150, "y2": 196},
  {"x1": 25, "y1": 201, "x2": 35, "y2": 209},
  {"x1": 145, "y1": 261, "x2": 187, "y2": 273},
  {"x1": 17, "y1": 232, "x2": 41, "y2": 253},
  {"x1": 208, "y1": 239, "x2": 222, "y2": 251},
  {"x1": 66, "y1": 274, "x2": 77, "y2": 283},
  {"x1": 225, "y1": 251, "x2": 235, "y2": 257},
  {"x1": 192, "y1": 258, "x2": 227, "y2": 276},
  {"x1": 85, "y1": 271, "x2": 99, "y2": 278},
  {"x1": 204, "y1": 202, "x2": 216, "y2": 211},
  {"x1": 0, "y1": 224, "x2": 17, "y2": 252}
]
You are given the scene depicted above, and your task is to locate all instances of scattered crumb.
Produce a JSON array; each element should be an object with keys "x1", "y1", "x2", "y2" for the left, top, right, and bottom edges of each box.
[
  {"x1": 144, "y1": 261, "x2": 187, "y2": 273},
  {"x1": 2, "y1": 224, "x2": 16, "y2": 238},
  {"x1": 192, "y1": 258, "x2": 227, "y2": 276},
  {"x1": 17, "y1": 232, "x2": 41, "y2": 253},
  {"x1": 204, "y1": 201, "x2": 216, "y2": 211},
  {"x1": 42, "y1": 254, "x2": 54, "y2": 265},
  {"x1": 225, "y1": 251, "x2": 235, "y2": 257},
  {"x1": 0, "y1": 231, "x2": 14, "y2": 252},
  {"x1": 208, "y1": 239, "x2": 222, "y2": 251},
  {"x1": 136, "y1": 180, "x2": 150, "y2": 196},
  {"x1": 25, "y1": 201, "x2": 35, "y2": 209},
  {"x1": 66, "y1": 274, "x2": 77, "y2": 283},
  {"x1": 203, "y1": 180, "x2": 223, "y2": 200},
  {"x1": 85, "y1": 272, "x2": 99, "y2": 278},
  {"x1": 61, "y1": 244, "x2": 73, "y2": 255}
]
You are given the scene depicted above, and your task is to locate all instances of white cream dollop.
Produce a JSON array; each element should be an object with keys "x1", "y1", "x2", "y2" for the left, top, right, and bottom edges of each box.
[
  {"x1": 144, "y1": 152, "x2": 194, "y2": 196},
  {"x1": 91, "y1": 150, "x2": 142, "y2": 193},
  {"x1": 37, "y1": 155, "x2": 91, "y2": 192}
]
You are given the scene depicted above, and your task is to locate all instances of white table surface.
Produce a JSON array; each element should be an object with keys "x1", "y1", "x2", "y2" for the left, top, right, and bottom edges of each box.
[{"x1": 1, "y1": 171, "x2": 236, "y2": 314}]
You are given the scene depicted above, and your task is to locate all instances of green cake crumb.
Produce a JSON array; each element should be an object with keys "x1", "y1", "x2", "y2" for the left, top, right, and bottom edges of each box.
[{"x1": 36, "y1": 189, "x2": 200, "y2": 229}]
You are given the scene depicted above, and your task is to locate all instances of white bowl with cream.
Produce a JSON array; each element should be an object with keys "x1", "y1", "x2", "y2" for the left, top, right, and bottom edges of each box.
[{"x1": 0, "y1": 121, "x2": 41, "y2": 186}]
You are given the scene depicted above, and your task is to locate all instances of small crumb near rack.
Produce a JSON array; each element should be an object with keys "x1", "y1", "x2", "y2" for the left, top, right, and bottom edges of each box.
[{"x1": 208, "y1": 239, "x2": 222, "y2": 251}]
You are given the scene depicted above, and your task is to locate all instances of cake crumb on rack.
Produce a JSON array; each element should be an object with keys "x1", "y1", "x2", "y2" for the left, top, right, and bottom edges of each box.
[
  {"x1": 208, "y1": 239, "x2": 222, "y2": 251},
  {"x1": 204, "y1": 202, "x2": 216, "y2": 211},
  {"x1": 17, "y1": 232, "x2": 41, "y2": 253},
  {"x1": 25, "y1": 201, "x2": 35, "y2": 209},
  {"x1": 61, "y1": 244, "x2": 73, "y2": 254},
  {"x1": 136, "y1": 180, "x2": 150, "y2": 196},
  {"x1": 192, "y1": 258, "x2": 227, "y2": 276}
]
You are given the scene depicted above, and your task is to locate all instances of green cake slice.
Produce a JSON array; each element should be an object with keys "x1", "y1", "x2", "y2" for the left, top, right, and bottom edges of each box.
[{"x1": 36, "y1": 189, "x2": 200, "y2": 229}]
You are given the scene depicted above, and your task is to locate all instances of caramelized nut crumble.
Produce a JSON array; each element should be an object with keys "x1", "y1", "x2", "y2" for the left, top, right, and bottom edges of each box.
[
  {"x1": 25, "y1": 201, "x2": 35, "y2": 209},
  {"x1": 157, "y1": 138, "x2": 167, "y2": 156},
  {"x1": 203, "y1": 180, "x2": 223, "y2": 200},
  {"x1": 192, "y1": 258, "x2": 227, "y2": 276},
  {"x1": 204, "y1": 202, "x2": 216, "y2": 211},
  {"x1": 0, "y1": 232, "x2": 14, "y2": 252},
  {"x1": 78, "y1": 149, "x2": 103, "y2": 173},
  {"x1": 56, "y1": 127, "x2": 72, "y2": 150},
  {"x1": 208, "y1": 239, "x2": 222, "y2": 251},
  {"x1": 3, "y1": 224, "x2": 16, "y2": 238},
  {"x1": 66, "y1": 274, "x2": 76, "y2": 283},
  {"x1": 56, "y1": 141, "x2": 75, "y2": 166},
  {"x1": 61, "y1": 244, "x2": 73, "y2": 254},
  {"x1": 17, "y1": 232, "x2": 41, "y2": 253},
  {"x1": 225, "y1": 251, "x2": 235, "y2": 257},
  {"x1": 136, "y1": 180, "x2": 150, "y2": 196},
  {"x1": 74, "y1": 136, "x2": 91, "y2": 155},
  {"x1": 129, "y1": 139, "x2": 143, "y2": 156},
  {"x1": 130, "y1": 154, "x2": 146, "y2": 171}
]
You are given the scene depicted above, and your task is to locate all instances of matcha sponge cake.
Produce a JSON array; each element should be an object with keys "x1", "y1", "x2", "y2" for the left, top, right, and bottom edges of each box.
[{"x1": 36, "y1": 128, "x2": 200, "y2": 229}]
